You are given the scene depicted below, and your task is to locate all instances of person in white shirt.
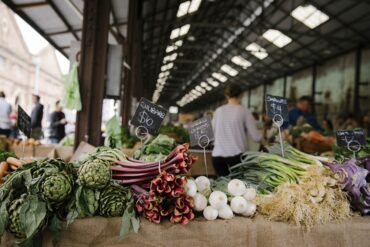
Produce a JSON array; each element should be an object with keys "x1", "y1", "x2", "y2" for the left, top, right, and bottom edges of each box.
[
  {"x1": 212, "y1": 84, "x2": 262, "y2": 176},
  {"x1": 0, "y1": 91, "x2": 12, "y2": 137}
]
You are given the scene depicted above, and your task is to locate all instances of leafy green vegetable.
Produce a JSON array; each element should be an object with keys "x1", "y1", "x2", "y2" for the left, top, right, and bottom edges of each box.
[
  {"x1": 134, "y1": 134, "x2": 176, "y2": 161},
  {"x1": 104, "y1": 115, "x2": 122, "y2": 149},
  {"x1": 0, "y1": 151, "x2": 17, "y2": 162},
  {"x1": 19, "y1": 195, "x2": 48, "y2": 239}
]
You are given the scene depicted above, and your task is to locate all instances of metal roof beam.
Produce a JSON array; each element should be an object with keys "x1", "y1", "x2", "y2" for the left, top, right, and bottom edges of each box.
[{"x1": 47, "y1": 0, "x2": 79, "y2": 40}]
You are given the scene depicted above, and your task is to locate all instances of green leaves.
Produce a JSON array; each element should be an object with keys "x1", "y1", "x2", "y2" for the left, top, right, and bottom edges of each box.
[
  {"x1": 0, "y1": 193, "x2": 11, "y2": 239},
  {"x1": 49, "y1": 215, "x2": 62, "y2": 246},
  {"x1": 19, "y1": 195, "x2": 47, "y2": 239}
]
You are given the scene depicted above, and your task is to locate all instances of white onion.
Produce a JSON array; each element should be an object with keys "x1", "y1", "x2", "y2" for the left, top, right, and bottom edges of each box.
[
  {"x1": 242, "y1": 188, "x2": 257, "y2": 201},
  {"x1": 230, "y1": 196, "x2": 248, "y2": 214},
  {"x1": 193, "y1": 193, "x2": 208, "y2": 212},
  {"x1": 218, "y1": 205, "x2": 234, "y2": 219},
  {"x1": 195, "y1": 176, "x2": 211, "y2": 195},
  {"x1": 203, "y1": 206, "x2": 218, "y2": 220},
  {"x1": 209, "y1": 191, "x2": 228, "y2": 209},
  {"x1": 242, "y1": 203, "x2": 256, "y2": 217},
  {"x1": 228, "y1": 179, "x2": 246, "y2": 197},
  {"x1": 184, "y1": 179, "x2": 197, "y2": 197}
]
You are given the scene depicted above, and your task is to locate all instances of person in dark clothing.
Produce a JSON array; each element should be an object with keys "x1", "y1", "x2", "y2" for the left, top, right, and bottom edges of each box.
[
  {"x1": 49, "y1": 101, "x2": 67, "y2": 144},
  {"x1": 283, "y1": 96, "x2": 322, "y2": 130},
  {"x1": 31, "y1": 95, "x2": 44, "y2": 139}
]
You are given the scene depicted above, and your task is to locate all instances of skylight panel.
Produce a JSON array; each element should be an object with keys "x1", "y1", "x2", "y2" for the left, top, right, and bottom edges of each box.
[
  {"x1": 291, "y1": 4, "x2": 329, "y2": 29},
  {"x1": 189, "y1": 0, "x2": 202, "y2": 13},
  {"x1": 200, "y1": 82, "x2": 208, "y2": 88},
  {"x1": 212, "y1": 72, "x2": 228, "y2": 82},
  {"x1": 170, "y1": 24, "x2": 191, "y2": 39},
  {"x1": 231, "y1": 56, "x2": 252, "y2": 69},
  {"x1": 246, "y1": 43, "x2": 268, "y2": 60},
  {"x1": 207, "y1": 78, "x2": 220, "y2": 87},
  {"x1": 220, "y1": 64, "x2": 238, "y2": 76},
  {"x1": 177, "y1": 1, "x2": 190, "y2": 18},
  {"x1": 262, "y1": 29, "x2": 292, "y2": 48}
]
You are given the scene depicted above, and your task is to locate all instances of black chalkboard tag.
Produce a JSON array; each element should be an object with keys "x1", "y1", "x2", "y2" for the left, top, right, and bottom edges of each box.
[
  {"x1": 188, "y1": 117, "x2": 214, "y2": 147},
  {"x1": 336, "y1": 129, "x2": 366, "y2": 147},
  {"x1": 131, "y1": 98, "x2": 168, "y2": 135},
  {"x1": 265, "y1": 95, "x2": 288, "y2": 121},
  {"x1": 17, "y1": 106, "x2": 31, "y2": 138}
]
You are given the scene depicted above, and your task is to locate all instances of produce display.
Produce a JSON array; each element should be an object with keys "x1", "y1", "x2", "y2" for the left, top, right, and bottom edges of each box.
[{"x1": 1, "y1": 130, "x2": 370, "y2": 245}]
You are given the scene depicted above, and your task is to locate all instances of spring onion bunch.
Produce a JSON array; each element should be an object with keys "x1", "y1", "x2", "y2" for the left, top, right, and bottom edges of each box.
[
  {"x1": 228, "y1": 152, "x2": 309, "y2": 193},
  {"x1": 266, "y1": 142, "x2": 330, "y2": 166}
]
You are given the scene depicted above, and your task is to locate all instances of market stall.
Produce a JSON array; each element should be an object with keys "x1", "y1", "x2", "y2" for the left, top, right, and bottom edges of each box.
[{"x1": 3, "y1": 216, "x2": 370, "y2": 247}]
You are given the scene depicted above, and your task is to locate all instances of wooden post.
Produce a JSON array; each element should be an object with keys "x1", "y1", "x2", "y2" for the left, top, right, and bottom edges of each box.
[
  {"x1": 311, "y1": 63, "x2": 317, "y2": 114},
  {"x1": 354, "y1": 46, "x2": 362, "y2": 116},
  {"x1": 121, "y1": 0, "x2": 142, "y2": 126},
  {"x1": 75, "y1": 0, "x2": 111, "y2": 148}
]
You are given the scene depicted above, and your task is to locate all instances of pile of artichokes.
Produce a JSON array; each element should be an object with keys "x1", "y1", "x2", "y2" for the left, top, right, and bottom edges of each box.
[{"x1": 0, "y1": 147, "x2": 138, "y2": 245}]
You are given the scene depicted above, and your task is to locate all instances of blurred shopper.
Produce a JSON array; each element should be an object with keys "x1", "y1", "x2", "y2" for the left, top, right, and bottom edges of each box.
[
  {"x1": 31, "y1": 94, "x2": 44, "y2": 139},
  {"x1": 212, "y1": 83, "x2": 262, "y2": 176},
  {"x1": 363, "y1": 113, "x2": 370, "y2": 135},
  {"x1": 9, "y1": 111, "x2": 18, "y2": 138},
  {"x1": 286, "y1": 96, "x2": 322, "y2": 130},
  {"x1": 322, "y1": 118, "x2": 334, "y2": 136},
  {"x1": 0, "y1": 91, "x2": 12, "y2": 137},
  {"x1": 49, "y1": 100, "x2": 67, "y2": 144},
  {"x1": 342, "y1": 113, "x2": 358, "y2": 130}
]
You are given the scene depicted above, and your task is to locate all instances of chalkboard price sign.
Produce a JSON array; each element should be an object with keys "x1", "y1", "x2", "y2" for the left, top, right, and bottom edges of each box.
[
  {"x1": 17, "y1": 106, "x2": 31, "y2": 138},
  {"x1": 131, "y1": 98, "x2": 167, "y2": 135},
  {"x1": 188, "y1": 117, "x2": 214, "y2": 147},
  {"x1": 336, "y1": 129, "x2": 366, "y2": 148},
  {"x1": 265, "y1": 95, "x2": 288, "y2": 121}
]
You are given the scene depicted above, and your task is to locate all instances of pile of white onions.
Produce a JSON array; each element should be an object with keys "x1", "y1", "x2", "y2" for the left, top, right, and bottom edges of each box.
[{"x1": 184, "y1": 177, "x2": 256, "y2": 220}]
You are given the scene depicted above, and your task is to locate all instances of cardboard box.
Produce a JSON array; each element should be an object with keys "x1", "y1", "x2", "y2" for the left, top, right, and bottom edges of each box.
[
  {"x1": 9, "y1": 144, "x2": 35, "y2": 157},
  {"x1": 188, "y1": 149, "x2": 216, "y2": 177},
  {"x1": 34, "y1": 144, "x2": 56, "y2": 157},
  {"x1": 70, "y1": 142, "x2": 96, "y2": 162},
  {"x1": 55, "y1": 146, "x2": 74, "y2": 161}
]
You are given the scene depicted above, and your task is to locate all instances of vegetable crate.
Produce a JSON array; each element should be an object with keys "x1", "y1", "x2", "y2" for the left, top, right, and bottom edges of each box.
[{"x1": 296, "y1": 138, "x2": 332, "y2": 154}]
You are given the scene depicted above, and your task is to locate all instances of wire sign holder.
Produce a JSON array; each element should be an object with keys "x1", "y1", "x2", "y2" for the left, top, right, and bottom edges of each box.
[
  {"x1": 336, "y1": 129, "x2": 366, "y2": 159},
  {"x1": 188, "y1": 117, "x2": 214, "y2": 177},
  {"x1": 265, "y1": 95, "x2": 289, "y2": 157}
]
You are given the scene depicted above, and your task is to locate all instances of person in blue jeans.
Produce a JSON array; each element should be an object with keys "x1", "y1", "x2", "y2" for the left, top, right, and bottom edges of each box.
[{"x1": 284, "y1": 96, "x2": 322, "y2": 130}]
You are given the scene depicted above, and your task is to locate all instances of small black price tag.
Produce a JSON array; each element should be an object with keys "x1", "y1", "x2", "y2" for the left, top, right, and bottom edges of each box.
[
  {"x1": 265, "y1": 95, "x2": 288, "y2": 121},
  {"x1": 131, "y1": 98, "x2": 167, "y2": 135},
  {"x1": 17, "y1": 106, "x2": 31, "y2": 138},
  {"x1": 336, "y1": 129, "x2": 366, "y2": 147},
  {"x1": 188, "y1": 117, "x2": 214, "y2": 147}
]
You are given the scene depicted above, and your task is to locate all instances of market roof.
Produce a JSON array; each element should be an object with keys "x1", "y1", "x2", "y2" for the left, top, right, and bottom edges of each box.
[
  {"x1": 2, "y1": 0, "x2": 128, "y2": 57},
  {"x1": 142, "y1": 0, "x2": 370, "y2": 110}
]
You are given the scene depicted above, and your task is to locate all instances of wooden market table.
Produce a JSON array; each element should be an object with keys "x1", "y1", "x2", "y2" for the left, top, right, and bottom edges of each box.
[{"x1": 3, "y1": 216, "x2": 370, "y2": 247}]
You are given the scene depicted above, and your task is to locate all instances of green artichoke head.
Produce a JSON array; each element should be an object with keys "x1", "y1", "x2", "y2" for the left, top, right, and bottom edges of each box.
[
  {"x1": 7, "y1": 198, "x2": 26, "y2": 239},
  {"x1": 99, "y1": 184, "x2": 131, "y2": 217},
  {"x1": 78, "y1": 159, "x2": 111, "y2": 189},
  {"x1": 41, "y1": 172, "x2": 73, "y2": 205}
]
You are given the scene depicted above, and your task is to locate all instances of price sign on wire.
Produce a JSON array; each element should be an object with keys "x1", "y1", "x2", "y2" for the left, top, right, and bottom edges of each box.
[
  {"x1": 265, "y1": 95, "x2": 288, "y2": 157},
  {"x1": 188, "y1": 117, "x2": 214, "y2": 148},
  {"x1": 188, "y1": 117, "x2": 214, "y2": 177},
  {"x1": 131, "y1": 98, "x2": 168, "y2": 135},
  {"x1": 17, "y1": 106, "x2": 31, "y2": 138},
  {"x1": 336, "y1": 129, "x2": 366, "y2": 157},
  {"x1": 265, "y1": 95, "x2": 289, "y2": 122}
]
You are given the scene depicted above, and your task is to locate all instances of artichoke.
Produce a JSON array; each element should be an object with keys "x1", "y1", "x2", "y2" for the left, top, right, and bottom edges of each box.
[
  {"x1": 7, "y1": 198, "x2": 26, "y2": 239},
  {"x1": 99, "y1": 183, "x2": 132, "y2": 217},
  {"x1": 41, "y1": 172, "x2": 73, "y2": 205},
  {"x1": 78, "y1": 159, "x2": 111, "y2": 189}
]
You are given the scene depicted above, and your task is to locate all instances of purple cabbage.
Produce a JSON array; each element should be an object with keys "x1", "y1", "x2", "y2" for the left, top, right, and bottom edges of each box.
[
  {"x1": 358, "y1": 156, "x2": 370, "y2": 182},
  {"x1": 325, "y1": 159, "x2": 370, "y2": 215}
]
